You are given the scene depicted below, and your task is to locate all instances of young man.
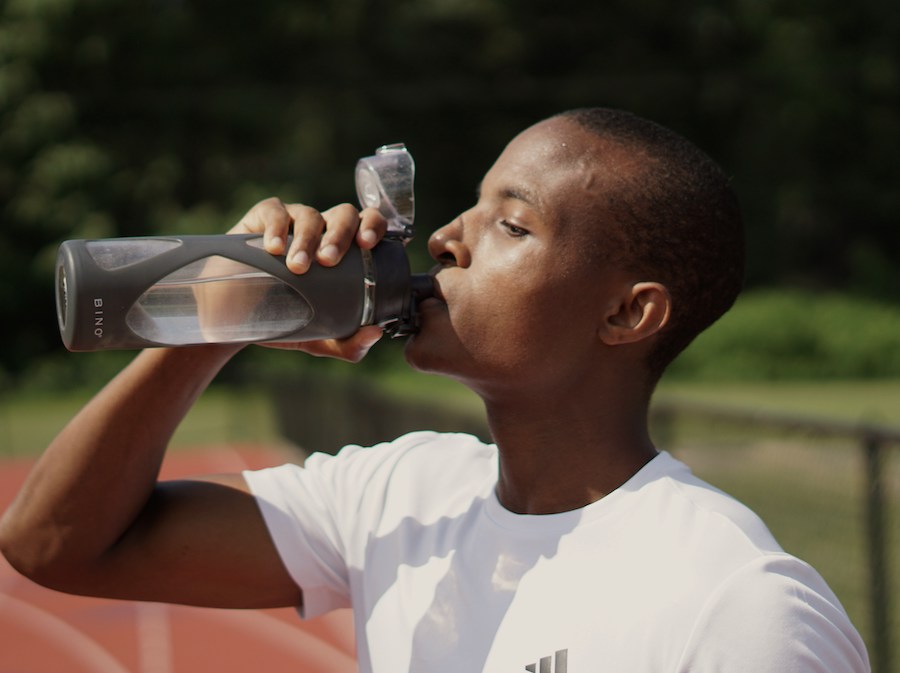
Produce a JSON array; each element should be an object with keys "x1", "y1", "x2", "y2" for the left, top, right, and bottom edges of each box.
[{"x1": 0, "y1": 109, "x2": 869, "y2": 672}]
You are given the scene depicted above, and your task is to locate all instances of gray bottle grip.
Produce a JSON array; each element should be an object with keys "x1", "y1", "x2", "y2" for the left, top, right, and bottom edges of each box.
[{"x1": 56, "y1": 235, "x2": 413, "y2": 351}]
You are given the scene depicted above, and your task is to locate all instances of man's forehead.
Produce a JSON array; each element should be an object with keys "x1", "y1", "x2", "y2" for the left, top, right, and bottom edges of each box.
[
  {"x1": 504, "y1": 118, "x2": 592, "y2": 164},
  {"x1": 486, "y1": 119, "x2": 632, "y2": 205}
]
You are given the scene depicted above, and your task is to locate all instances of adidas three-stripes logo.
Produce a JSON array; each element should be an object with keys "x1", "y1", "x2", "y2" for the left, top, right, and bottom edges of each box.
[{"x1": 525, "y1": 649, "x2": 568, "y2": 673}]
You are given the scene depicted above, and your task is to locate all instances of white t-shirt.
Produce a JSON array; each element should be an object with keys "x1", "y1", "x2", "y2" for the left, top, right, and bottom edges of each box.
[{"x1": 243, "y1": 431, "x2": 869, "y2": 673}]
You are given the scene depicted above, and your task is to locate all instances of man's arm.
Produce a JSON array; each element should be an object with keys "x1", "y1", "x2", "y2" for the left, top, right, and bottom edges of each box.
[
  {"x1": 0, "y1": 345, "x2": 303, "y2": 607},
  {"x1": 0, "y1": 199, "x2": 386, "y2": 608}
]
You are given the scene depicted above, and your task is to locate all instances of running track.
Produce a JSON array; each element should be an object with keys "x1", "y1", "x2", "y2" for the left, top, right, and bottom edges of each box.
[{"x1": 0, "y1": 445, "x2": 357, "y2": 673}]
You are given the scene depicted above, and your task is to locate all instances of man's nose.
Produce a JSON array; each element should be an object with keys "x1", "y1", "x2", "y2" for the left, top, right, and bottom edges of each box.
[{"x1": 427, "y1": 217, "x2": 471, "y2": 268}]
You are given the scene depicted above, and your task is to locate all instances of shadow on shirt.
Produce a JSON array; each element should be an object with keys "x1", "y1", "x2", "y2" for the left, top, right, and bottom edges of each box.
[{"x1": 349, "y1": 494, "x2": 580, "y2": 671}]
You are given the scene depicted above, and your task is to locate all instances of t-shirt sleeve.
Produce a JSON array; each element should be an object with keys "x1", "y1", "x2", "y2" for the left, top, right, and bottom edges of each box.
[
  {"x1": 242, "y1": 457, "x2": 348, "y2": 617},
  {"x1": 675, "y1": 554, "x2": 870, "y2": 672},
  {"x1": 241, "y1": 431, "x2": 444, "y2": 618}
]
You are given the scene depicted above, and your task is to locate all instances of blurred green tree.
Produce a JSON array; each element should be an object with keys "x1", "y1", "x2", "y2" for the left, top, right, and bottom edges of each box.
[{"x1": 1, "y1": 0, "x2": 897, "y2": 383}]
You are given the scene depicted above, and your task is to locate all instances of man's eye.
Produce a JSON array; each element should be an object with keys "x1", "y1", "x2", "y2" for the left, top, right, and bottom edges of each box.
[{"x1": 501, "y1": 220, "x2": 529, "y2": 237}]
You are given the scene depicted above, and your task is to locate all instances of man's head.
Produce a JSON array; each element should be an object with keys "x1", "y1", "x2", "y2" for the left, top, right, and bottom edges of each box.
[
  {"x1": 407, "y1": 109, "x2": 744, "y2": 393},
  {"x1": 556, "y1": 107, "x2": 744, "y2": 381}
]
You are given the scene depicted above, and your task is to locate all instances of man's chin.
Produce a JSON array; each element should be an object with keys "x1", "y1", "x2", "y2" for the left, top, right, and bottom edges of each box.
[
  {"x1": 403, "y1": 332, "x2": 451, "y2": 376},
  {"x1": 402, "y1": 333, "x2": 431, "y2": 372}
]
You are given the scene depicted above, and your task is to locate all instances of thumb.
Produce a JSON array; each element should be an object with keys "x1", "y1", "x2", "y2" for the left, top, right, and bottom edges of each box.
[
  {"x1": 259, "y1": 326, "x2": 383, "y2": 362},
  {"x1": 346, "y1": 325, "x2": 385, "y2": 361}
]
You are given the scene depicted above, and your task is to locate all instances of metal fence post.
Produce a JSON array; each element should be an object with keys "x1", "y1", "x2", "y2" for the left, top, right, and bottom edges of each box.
[{"x1": 864, "y1": 434, "x2": 892, "y2": 673}]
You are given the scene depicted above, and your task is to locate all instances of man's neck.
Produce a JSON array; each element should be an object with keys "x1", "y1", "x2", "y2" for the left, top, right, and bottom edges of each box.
[{"x1": 482, "y1": 383, "x2": 658, "y2": 515}]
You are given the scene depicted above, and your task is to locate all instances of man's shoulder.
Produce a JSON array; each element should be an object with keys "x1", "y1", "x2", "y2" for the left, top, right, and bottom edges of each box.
[
  {"x1": 675, "y1": 553, "x2": 870, "y2": 671},
  {"x1": 245, "y1": 431, "x2": 495, "y2": 506},
  {"x1": 640, "y1": 452, "x2": 782, "y2": 555},
  {"x1": 325, "y1": 430, "x2": 495, "y2": 468},
  {"x1": 382, "y1": 430, "x2": 493, "y2": 455},
  {"x1": 304, "y1": 430, "x2": 498, "y2": 501},
  {"x1": 363, "y1": 430, "x2": 498, "y2": 489}
]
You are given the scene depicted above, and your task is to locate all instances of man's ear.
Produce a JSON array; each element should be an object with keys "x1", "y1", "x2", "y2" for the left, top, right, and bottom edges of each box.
[{"x1": 599, "y1": 282, "x2": 671, "y2": 346}]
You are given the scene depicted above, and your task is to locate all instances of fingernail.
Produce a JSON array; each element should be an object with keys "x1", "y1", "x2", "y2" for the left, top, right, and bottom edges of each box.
[
  {"x1": 268, "y1": 236, "x2": 284, "y2": 252},
  {"x1": 291, "y1": 250, "x2": 310, "y2": 269},
  {"x1": 319, "y1": 244, "x2": 339, "y2": 264},
  {"x1": 360, "y1": 229, "x2": 377, "y2": 246}
]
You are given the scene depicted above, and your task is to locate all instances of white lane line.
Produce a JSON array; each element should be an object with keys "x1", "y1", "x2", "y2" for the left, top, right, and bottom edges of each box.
[
  {"x1": 0, "y1": 591, "x2": 132, "y2": 673},
  {"x1": 136, "y1": 602, "x2": 173, "y2": 673}
]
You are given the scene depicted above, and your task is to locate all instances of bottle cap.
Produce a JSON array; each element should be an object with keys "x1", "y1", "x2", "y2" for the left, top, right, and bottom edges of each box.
[{"x1": 355, "y1": 143, "x2": 415, "y2": 240}]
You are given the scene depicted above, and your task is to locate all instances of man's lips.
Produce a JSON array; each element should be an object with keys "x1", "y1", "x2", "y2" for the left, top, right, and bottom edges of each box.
[
  {"x1": 416, "y1": 277, "x2": 447, "y2": 317},
  {"x1": 428, "y1": 268, "x2": 447, "y2": 303}
]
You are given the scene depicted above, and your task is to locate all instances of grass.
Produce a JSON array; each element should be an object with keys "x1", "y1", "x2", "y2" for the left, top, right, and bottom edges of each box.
[
  {"x1": 368, "y1": 364, "x2": 900, "y2": 427},
  {"x1": 0, "y1": 384, "x2": 284, "y2": 458},
  {"x1": 367, "y1": 366, "x2": 485, "y2": 415},
  {"x1": 655, "y1": 378, "x2": 900, "y2": 425},
  {"x1": 5, "y1": 376, "x2": 895, "y2": 458}
]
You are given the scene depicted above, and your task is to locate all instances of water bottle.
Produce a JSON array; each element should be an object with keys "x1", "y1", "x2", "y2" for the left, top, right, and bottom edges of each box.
[{"x1": 55, "y1": 144, "x2": 434, "y2": 351}]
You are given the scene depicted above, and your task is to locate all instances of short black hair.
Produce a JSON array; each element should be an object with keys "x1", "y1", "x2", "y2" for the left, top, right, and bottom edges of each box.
[{"x1": 559, "y1": 107, "x2": 745, "y2": 381}]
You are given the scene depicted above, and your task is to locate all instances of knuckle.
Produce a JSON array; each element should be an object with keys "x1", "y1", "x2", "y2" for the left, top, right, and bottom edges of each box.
[
  {"x1": 295, "y1": 204, "x2": 322, "y2": 219},
  {"x1": 361, "y1": 208, "x2": 388, "y2": 229},
  {"x1": 258, "y1": 196, "x2": 285, "y2": 213},
  {"x1": 291, "y1": 210, "x2": 326, "y2": 237},
  {"x1": 332, "y1": 202, "x2": 359, "y2": 217}
]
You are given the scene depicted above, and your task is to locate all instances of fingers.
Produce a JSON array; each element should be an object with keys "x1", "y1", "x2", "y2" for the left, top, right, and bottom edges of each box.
[
  {"x1": 357, "y1": 207, "x2": 389, "y2": 250},
  {"x1": 284, "y1": 204, "x2": 327, "y2": 273},
  {"x1": 233, "y1": 200, "x2": 388, "y2": 275},
  {"x1": 284, "y1": 202, "x2": 366, "y2": 273},
  {"x1": 285, "y1": 204, "x2": 387, "y2": 273},
  {"x1": 263, "y1": 326, "x2": 384, "y2": 363},
  {"x1": 231, "y1": 197, "x2": 292, "y2": 256}
]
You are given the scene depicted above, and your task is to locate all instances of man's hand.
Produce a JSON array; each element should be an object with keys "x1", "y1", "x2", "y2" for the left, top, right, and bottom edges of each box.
[{"x1": 230, "y1": 198, "x2": 388, "y2": 361}]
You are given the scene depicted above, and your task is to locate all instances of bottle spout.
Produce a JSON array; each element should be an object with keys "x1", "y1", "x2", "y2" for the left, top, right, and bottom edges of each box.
[
  {"x1": 410, "y1": 273, "x2": 434, "y2": 300},
  {"x1": 379, "y1": 273, "x2": 434, "y2": 339}
]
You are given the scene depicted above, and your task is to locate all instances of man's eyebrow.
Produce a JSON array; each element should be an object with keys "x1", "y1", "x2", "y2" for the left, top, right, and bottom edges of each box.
[{"x1": 476, "y1": 182, "x2": 541, "y2": 209}]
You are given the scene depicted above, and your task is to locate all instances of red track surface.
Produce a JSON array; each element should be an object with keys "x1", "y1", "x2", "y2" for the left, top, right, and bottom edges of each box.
[{"x1": 0, "y1": 445, "x2": 357, "y2": 673}]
